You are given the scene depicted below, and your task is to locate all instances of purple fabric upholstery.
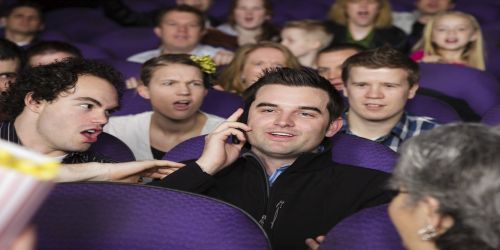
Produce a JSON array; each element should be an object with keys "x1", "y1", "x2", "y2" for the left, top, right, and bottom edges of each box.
[
  {"x1": 113, "y1": 88, "x2": 243, "y2": 118},
  {"x1": 481, "y1": 104, "x2": 500, "y2": 126},
  {"x1": 418, "y1": 63, "x2": 500, "y2": 116},
  {"x1": 88, "y1": 132, "x2": 135, "y2": 162},
  {"x1": 163, "y1": 135, "x2": 205, "y2": 162},
  {"x1": 319, "y1": 204, "x2": 404, "y2": 250},
  {"x1": 101, "y1": 59, "x2": 142, "y2": 79},
  {"x1": 38, "y1": 30, "x2": 71, "y2": 43},
  {"x1": 405, "y1": 94, "x2": 462, "y2": 123},
  {"x1": 455, "y1": 3, "x2": 500, "y2": 24},
  {"x1": 33, "y1": 182, "x2": 270, "y2": 250},
  {"x1": 73, "y1": 42, "x2": 112, "y2": 60},
  {"x1": 331, "y1": 134, "x2": 398, "y2": 173},
  {"x1": 90, "y1": 28, "x2": 160, "y2": 59}
]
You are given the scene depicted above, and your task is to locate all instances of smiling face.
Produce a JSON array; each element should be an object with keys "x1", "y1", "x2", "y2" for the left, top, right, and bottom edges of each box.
[
  {"x1": 241, "y1": 47, "x2": 287, "y2": 86},
  {"x1": 345, "y1": 0, "x2": 380, "y2": 28},
  {"x1": 140, "y1": 63, "x2": 207, "y2": 121},
  {"x1": 317, "y1": 49, "x2": 359, "y2": 91},
  {"x1": 431, "y1": 14, "x2": 476, "y2": 52},
  {"x1": 154, "y1": 11, "x2": 204, "y2": 53},
  {"x1": 246, "y1": 85, "x2": 340, "y2": 161},
  {"x1": 33, "y1": 75, "x2": 119, "y2": 156},
  {"x1": 344, "y1": 66, "x2": 418, "y2": 125},
  {"x1": 233, "y1": 0, "x2": 269, "y2": 30}
]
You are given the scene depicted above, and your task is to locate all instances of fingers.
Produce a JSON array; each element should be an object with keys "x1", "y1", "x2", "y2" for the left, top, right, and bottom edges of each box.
[
  {"x1": 213, "y1": 51, "x2": 234, "y2": 66},
  {"x1": 227, "y1": 108, "x2": 244, "y2": 122},
  {"x1": 305, "y1": 238, "x2": 320, "y2": 250},
  {"x1": 151, "y1": 160, "x2": 185, "y2": 168}
]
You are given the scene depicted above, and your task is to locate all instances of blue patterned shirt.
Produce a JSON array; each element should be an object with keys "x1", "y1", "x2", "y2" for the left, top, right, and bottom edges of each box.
[{"x1": 340, "y1": 112, "x2": 440, "y2": 152}]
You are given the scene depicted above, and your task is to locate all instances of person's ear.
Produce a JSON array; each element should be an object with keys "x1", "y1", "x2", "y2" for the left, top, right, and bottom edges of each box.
[
  {"x1": 24, "y1": 92, "x2": 45, "y2": 113},
  {"x1": 420, "y1": 196, "x2": 455, "y2": 236},
  {"x1": 408, "y1": 83, "x2": 419, "y2": 100},
  {"x1": 153, "y1": 27, "x2": 162, "y2": 38},
  {"x1": 325, "y1": 117, "x2": 343, "y2": 137},
  {"x1": 0, "y1": 17, "x2": 6, "y2": 27},
  {"x1": 137, "y1": 85, "x2": 151, "y2": 99}
]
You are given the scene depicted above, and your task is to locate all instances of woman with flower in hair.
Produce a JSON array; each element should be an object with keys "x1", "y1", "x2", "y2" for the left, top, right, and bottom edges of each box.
[{"x1": 104, "y1": 54, "x2": 225, "y2": 160}]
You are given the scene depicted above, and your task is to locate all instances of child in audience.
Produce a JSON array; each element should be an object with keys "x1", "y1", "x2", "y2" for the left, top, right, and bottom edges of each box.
[
  {"x1": 326, "y1": 0, "x2": 408, "y2": 52},
  {"x1": 410, "y1": 11, "x2": 485, "y2": 71},
  {"x1": 217, "y1": 42, "x2": 300, "y2": 94},
  {"x1": 216, "y1": 0, "x2": 279, "y2": 46},
  {"x1": 280, "y1": 20, "x2": 333, "y2": 68},
  {"x1": 104, "y1": 54, "x2": 225, "y2": 160}
]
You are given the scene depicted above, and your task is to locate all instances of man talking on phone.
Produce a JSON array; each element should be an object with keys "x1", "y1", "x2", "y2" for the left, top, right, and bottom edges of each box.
[{"x1": 154, "y1": 67, "x2": 390, "y2": 250}]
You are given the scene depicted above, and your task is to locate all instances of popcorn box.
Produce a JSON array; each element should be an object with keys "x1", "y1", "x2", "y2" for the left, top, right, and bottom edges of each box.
[{"x1": 0, "y1": 140, "x2": 59, "y2": 249}]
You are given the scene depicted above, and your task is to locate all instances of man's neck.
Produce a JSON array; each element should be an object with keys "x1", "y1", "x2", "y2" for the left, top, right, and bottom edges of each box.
[
  {"x1": 235, "y1": 26, "x2": 262, "y2": 45},
  {"x1": 436, "y1": 49, "x2": 466, "y2": 62},
  {"x1": 13, "y1": 113, "x2": 67, "y2": 157},
  {"x1": 4, "y1": 30, "x2": 35, "y2": 45},
  {"x1": 150, "y1": 111, "x2": 204, "y2": 135},
  {"x1": 250, "y1": 149, "x2": 296, "y2": 176},
  {"x1": 347, "y1": 111, "x2": 403, "y2": 140},
  {"x1": 348, "y1": 22, "x2": 374, "y2": 40},
  {"x1": 161, "y1": 45, "x2": 197, "y2": 55},
  {"x1": 298, "y1": 51, "x2": 318, "y2": 69}
]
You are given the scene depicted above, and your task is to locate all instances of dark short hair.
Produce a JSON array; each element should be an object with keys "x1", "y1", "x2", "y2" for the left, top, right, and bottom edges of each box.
[
  {"x1": 242, "y1": 67, "x2": 344, "y2": 124},
  {"x1": 140, "y1": 54, "x2": 212, "y2": 88},
  {"x1": 1, "y1": 58, "x2": 124, "y2": 120},
  {"x1": 155, "y1": 4, "x2": 205, "y2": 30},
  {"x1": 319, "y1": 43, "x2": 366, "y2": 55},
  {"x1": 4, "y1": 1, "x2": 44, "y2": 21},
  {"x1": 0, "y1": 38, "x2": 23, "y2": 65},
  {"x1": 341, "y1": 46, "x2": 419, "y2": 87},
  {"x1": 26, "y1": 41, "x2": 82, "y2": 64}
]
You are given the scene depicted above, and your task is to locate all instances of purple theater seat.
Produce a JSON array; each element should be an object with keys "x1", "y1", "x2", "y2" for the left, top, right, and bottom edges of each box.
[
  {"x1": 38, "y1": 30, "x2": 71, "y2": 43},
  {"x1": 331, "y1": 134, "x2": 398, "y2": 173},
  {"x1": 88, "y1": 132, "x2": 135, "y2": 162},
  {"x1": 455, "y1": 2, "x2": 499, "y2": 24},
  {"x1": 418, "y1": 63, "x2": 500, "y2": 117},
  {"x1": 90, "y1": 28, "x2": 160, "y2": 59},
  {"x1": 405, "y1": 93, "x2": 462, "y2": 123},
  {"x1": 33, "y1": 182, "x2": 271, "y2": 250},
  {"x1": 163, "y1": 135, "x2": 205, "y2": 162},
  {"x1": 73, "y1": 42, "x2": 112, "y2": 60},
  {"x1": 100, "y1": 59, "x2": 142, "y2": 79},
  {"x1": 481, "y1": 104, "x2": 500, "y2": 126},
  {"x1": 319, "y1": 204, "x2": 404, "y2": 250},
  {"x1": 113, "y1": 88, "x2": 243, "y2": 118}
]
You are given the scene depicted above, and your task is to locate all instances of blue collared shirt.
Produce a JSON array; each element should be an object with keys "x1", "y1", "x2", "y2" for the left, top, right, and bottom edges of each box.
[
  {"x1": 340, "y1": 112, "x2": 439, "y2": 152},
  {"x1": 268, "y1": 165, "x2": 290, "y2": 186}
]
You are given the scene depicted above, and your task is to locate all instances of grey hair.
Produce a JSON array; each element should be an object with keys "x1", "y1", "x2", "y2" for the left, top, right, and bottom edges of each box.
[{"x1": 389, "y1": 123, "x2": 500, "y2": 250}]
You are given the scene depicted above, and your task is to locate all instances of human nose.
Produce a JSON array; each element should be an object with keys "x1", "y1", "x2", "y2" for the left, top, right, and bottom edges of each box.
[
  {"x1": 366, "y1": 85, "x2": 383, "y2": 98},
  {"x1": 273, "y1": 112, "x2": 294, "y2": 127},
  {"x1": 92, "y1": 110, "x2": 108, "y2": 125},
  {"x1": 176, "y1": 83, "x2": 191, "y2": 95}
]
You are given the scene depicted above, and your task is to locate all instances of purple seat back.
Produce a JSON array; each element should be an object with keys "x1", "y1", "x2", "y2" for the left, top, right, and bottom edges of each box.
[
  {"x1": 90, "y1": 28, "x2": 160, "y2": 59},
  {"x1": 88, "y1": 132, "x2": 135, "y2": 162},
  {"x1": 481, "y1": 104, "x2": 500, "y2": 126},
  {"x1": 405, "y1": 93, "x2": 461, "y2": 123},
  {"x1": 418, "y1": 63, "x2": 500, "y2": 116},
  {"x1": 319, "y1": 204, "x2": 404, "y2": 250},
  {"x1": 33, "y1": 182, "x2": 271, "y2": 250},
  {"x1": 73, "y1": 42, "x2": 112, "y2": 60},
  {"x1": 331, "y1": 134, "x2": 398, "y2": 173},
  {"x1": 101, "y1": 59, "x2": 142, "y2": 79},
  {"x1": 113, "y1": 88, "x2": 243, "y2": 118},
  {"x1": 163, "y1": 135, "x2": 206, "y2": 162}
]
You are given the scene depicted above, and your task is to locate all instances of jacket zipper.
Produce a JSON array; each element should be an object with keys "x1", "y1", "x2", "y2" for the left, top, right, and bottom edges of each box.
[{"x1": 270, "y1": 200, "x2": 285, "y2": 229}]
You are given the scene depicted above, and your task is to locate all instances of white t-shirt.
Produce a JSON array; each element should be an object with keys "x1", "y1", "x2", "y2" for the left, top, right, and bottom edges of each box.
[{"x1": 104, "y1": 111, "x2": 225, "y2": 160}]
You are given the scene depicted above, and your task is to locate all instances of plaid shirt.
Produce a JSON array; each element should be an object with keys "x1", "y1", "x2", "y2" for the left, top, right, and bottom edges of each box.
[
  {"x1": 340, "y1": 112, "x2": 440, "y2": 152},
  {"x1": 0, "y1": 121, "x2": 113, "y2": 163}
]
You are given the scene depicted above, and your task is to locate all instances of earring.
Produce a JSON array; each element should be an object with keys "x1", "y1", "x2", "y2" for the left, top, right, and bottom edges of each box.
[{"x1": 417, "y1": 224, "x2": 437, "y2": 241}]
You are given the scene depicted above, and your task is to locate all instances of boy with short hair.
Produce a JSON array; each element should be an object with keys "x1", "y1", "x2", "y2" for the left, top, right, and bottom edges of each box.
[{"x1": 280, "y1": 20, "x2": 333, "y2": 68}]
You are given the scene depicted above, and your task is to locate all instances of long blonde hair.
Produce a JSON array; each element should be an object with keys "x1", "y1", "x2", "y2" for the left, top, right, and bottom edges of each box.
[
  {"x1": 327, "y1": 0, "x2": 392, "y2": 29},
  {"x1": 217, "y1": 42, "x2": 301, "y2": 94},
  {"x1": 419, "y1": 11, "x2": 485, "y2": 70}
]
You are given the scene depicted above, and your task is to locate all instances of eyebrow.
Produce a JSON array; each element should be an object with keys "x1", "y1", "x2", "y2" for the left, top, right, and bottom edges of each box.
[
  {"x1": 74, "y1": 97, "x2": 102, "y2": 107},
  {"x1": 256, "y1": 102, "x2": 323, "y2": 114}
]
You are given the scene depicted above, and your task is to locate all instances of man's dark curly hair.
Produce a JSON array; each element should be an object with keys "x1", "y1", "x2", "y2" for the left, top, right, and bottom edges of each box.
[{"x1": 1, "y1": 58, "x2": 124, "y2": 120}]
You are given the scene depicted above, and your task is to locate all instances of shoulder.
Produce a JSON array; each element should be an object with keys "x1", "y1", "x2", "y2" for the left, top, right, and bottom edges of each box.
[
  {"x1": 127, "y1": 49, "x2": 161, "y2": 63},
  {"x1": 105, "y1": 112, "x2": 153, "y2": 131}
]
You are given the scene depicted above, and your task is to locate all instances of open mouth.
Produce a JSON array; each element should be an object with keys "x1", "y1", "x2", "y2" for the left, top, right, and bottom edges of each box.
[
  {"x1": 81, "y1": 129, "x2": 101, "y2": 143},
  {"x1": 357, "y1": 11, "x2": 370, "y2": 17},
  {"x1": 268, "y1": 132, "x2": 295, "y2": 137},
  {"x1": 173, "y1": 100, "x2": 191, "y2": 110}
]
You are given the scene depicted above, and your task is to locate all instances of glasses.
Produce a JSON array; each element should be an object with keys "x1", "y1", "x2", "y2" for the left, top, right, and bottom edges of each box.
[{"x1": 0, "y1": 72, "x2": 17, "y2": 83}]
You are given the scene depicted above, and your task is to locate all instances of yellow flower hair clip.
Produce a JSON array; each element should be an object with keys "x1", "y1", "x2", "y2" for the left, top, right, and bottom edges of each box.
[{"x1": 190, "y1": 55, "x2": 216, "y2": 74}]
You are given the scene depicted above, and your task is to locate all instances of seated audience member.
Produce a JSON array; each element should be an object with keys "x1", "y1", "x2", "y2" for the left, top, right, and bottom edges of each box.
[
  {"x1": 0, "y1": 58, "x2": 183, "y2": 182},
  {"x1": 316, "y1": 44, "x2": 364, "y2": 91},
  {"x1": 217, "y1": 42, "x2": 300, "y2": 94},
  {"x1": 153, "y1": 67, "x2": 391, "y2": 250},
  {"x1": 105, "y1": 54, "x2": 225, "y2": 160},
  {"x1": 392, "y1": 0, "x2": 454, "y2": 46},
  {"x1": 26, "y1": 41, "x2": 82, "y2": 67},
  {"x1": 1, "y1": 2, "x2": 44, "y2": 48},
  {"x1": 0, "y1": 38, "x2": 22, "y2": 93},
  {"x1": 280, "y1": 20, "x2": 333, "y2": 69},
  {"x1": 340, "y1": 46, "x2": 439, "y2": 152},
  {"x1": 326, "y1": 0, "x2": 409, "y2": 52},
  {"x1": 127, "y1": 5, "x2": 233, "y2": 66},
  {"x1": 410, "y1": 11, "x2": 485, "y2": 71},
  {"x1": 216, "y1": 0, "x2": 279, "y2": 46},
  {"x1": 389, "y1": 123, "x2": 500, "y2": 250}
]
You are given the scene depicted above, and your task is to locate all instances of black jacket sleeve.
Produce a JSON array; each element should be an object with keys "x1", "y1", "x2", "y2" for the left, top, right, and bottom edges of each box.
[{"x1": 149, "y1": 161, "x2": 216, "y2": 193}]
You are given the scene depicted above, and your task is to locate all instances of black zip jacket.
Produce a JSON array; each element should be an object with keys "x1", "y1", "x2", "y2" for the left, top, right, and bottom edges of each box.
[{"x1": 153, "y1": 142, "x2": 391, "y2": 250}]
